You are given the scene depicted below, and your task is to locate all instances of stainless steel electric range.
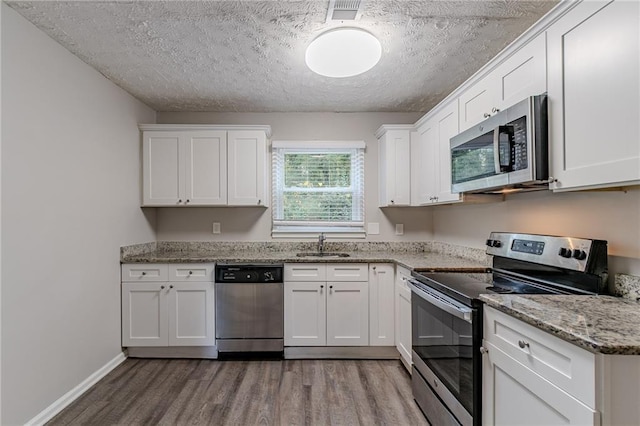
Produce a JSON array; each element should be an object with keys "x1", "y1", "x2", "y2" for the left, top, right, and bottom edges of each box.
[{"x1": 408, "y1": 232, "x2": 609, "y2": 426}]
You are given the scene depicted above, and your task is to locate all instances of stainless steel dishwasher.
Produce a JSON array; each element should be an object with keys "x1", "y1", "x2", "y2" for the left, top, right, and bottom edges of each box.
[{"x1": 215, "y1": 264, "x2": 284, "y2": 353}]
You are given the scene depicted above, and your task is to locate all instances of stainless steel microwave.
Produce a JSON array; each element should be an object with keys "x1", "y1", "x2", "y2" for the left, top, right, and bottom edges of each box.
[{"x1": 450, "y1": 94, "x2": 549, "y2": 193}]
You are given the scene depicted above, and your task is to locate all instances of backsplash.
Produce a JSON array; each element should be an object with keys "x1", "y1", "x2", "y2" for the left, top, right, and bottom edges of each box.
[
  {"x1": 121, "y1": 240, "x2": 490, "y2": 265},
  {"x1": 613, "y1": 273, "x2": 640, "y2": 301}
]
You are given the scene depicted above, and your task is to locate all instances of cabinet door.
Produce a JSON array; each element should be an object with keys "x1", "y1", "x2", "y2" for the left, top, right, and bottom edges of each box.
[
  {"x1": 369, "y1": 264, "x2": 394, "y2": 346},
  {"x1": 395, "y1": 267, "x2": 412, "y2": 370},
  {"x1": 284, "y1": 281, "x2": 326, "y2": 346},
  {"x1": 434, "y1": 101, "x2": 463, "y2": 204},
  {"x1": 548, "y1": 0, "x2": 640, "y2": 191},
  {"x1": 378, "y1": 130, "x2": 411, "y2": 206},
  {"x1": 143, "y1": 132, "x2": 183, "y2": 206},
  {"x1": 458, "y1": 74, "x2": 497, "y2": 132},
  {"x1": 184, "y1": 131, "x2": 227, "y2": 205},
  {"x1": 494, "y1": 32, "x2": 547, "y2": 111},
  {"x1": 167, "y1": 282, "x2": 215, "y2": 346},
  {"x1": 483, "y1": 342, "x2": 599, "y2": 425},
  {"x1": 227, "y1": 130, "x2": 267, "y2": 206},
  {"x1": 122, "y1": 282, "x2": 168, "y2": 346},
  {"x1": 411, "y1": 120, "x2": 438, "y2": 205},
  {"x1": 327, "y1": 281, "x2": 369, "y2": 346}
]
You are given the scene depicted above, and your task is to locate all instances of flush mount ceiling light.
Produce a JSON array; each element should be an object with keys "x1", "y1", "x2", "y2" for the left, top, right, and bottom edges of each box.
[{"x1": 305, "y1": 28, "x2": 382, "y2": 78}]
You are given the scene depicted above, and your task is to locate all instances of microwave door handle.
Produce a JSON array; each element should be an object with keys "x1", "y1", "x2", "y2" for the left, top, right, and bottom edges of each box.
[
  {"x1": 493, "y1": 125, "x2": 514, "y2": 174},
  {"x1": 493, "y1": 126, "x2": 502, "y2": 174}
]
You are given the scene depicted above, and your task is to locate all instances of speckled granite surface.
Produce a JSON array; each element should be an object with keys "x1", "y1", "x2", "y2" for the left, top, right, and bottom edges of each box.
[
  {"x1": 120, "y1": 241, "x2": 490, "y2": 271},
  {"x1": 480, "y1": 294, "x2": 640, "y2": 355},
  {"x1": 614, "y1": 273, "x2": 640, "y2": 301}
]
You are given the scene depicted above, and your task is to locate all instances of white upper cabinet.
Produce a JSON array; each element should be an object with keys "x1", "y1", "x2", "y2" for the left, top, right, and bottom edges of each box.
[
  {"x1": 184, "y1": 131, "x2": 227, "y2": 205},
  {"x1": 411, "y1": 100, "x2": 463, "y2": 205},
  {"x1": 227, "y1": 130, "x2": 268, "y2": 206},
  {"x1": 142, "y1": 131, "x2": 183, "y2": 206},
  {"x1": 547, "y1": 0, "x2": 640, "y2": 191},
  {"x1": 459, "y1": 32, "x2": 547, "y2": 132},
  {"x1": 377, "y1": 125, "x2": 412, "y2": 207},
  {"x1": 141, "y1": 125, "x2": 271, "y2": 207}
]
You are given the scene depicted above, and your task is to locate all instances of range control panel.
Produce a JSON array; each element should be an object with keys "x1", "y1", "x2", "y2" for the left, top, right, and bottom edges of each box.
[{"x1": 485, "y1": 232, "x2": 607, "y2": 273}]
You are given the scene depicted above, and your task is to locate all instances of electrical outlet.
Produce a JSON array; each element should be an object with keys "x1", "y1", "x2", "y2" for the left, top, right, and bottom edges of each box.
[
  {"x1": 395, "y1": 224, "x2": 404, "y2": 235},
  {"x1": 367, "y1": 222, "x2": 380, "y2": 235},
  {"x1": 212, "y1": 222, "x2": 221, "y2": 234}
]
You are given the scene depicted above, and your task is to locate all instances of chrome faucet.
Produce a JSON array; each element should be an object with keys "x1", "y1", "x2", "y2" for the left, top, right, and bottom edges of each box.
[{"x1": 317, "y1": 233, "x2": 326, "y2": 254}]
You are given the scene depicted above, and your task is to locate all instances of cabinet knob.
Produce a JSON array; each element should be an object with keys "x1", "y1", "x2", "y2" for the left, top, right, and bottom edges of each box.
[
  {"x1": 141, "y1": 272, "x2": 146, "y2": 276},
  {"x1": 492, "y1": 107, "x2": 500, "y2": 113},
  {"x1": 320, "y1": 285, "x2": 324, "y2": 289},
  {"x1": 373, "y1": 266, "x2": 376, "y2": 270},
  {"x1": 188, "y1": 271, "x2": 193, "y2": 275},
  {"x1": 160, "y1": 285, "x2": 165, "y2": 289},
  {"x1": 177, "y1": 199, "x2": 182, "y2": 204},
  {"x1": 185, "y1": 199, "x2": 190, "y2": 204},
  {"x1": 518, "y1": 340, "x2": 530, "y2": 349},
  {"x1": 484, "y1": 113, "x2": 491, "y2": 118},
  {"x1": 257, "y1": 199, "x2": 261, "y2": 205},
  {"x1": 390, "y1": 200, "x2": 395, "y2": 204},
  {"x1": 169, "y1": 285, "x2": 174, "y2": 289},
  {"x1": 480, "y1": 346, "x2": 489, "y2": 355}
]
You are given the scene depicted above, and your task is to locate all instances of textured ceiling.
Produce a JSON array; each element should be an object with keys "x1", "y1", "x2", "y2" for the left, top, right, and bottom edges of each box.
[{"x1": 7, "y1": 1, "x2": 558, "y2": 113}]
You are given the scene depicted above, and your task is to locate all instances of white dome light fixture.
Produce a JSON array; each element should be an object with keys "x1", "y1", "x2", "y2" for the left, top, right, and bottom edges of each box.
[{"x1": 305, "y1": 28, "x2": 382, "y2": 78}]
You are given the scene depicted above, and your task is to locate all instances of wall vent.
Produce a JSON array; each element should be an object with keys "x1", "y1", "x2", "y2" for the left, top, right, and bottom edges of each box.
[{"x1": 326, "y1": 0, "x2": 363, "y2": 22}]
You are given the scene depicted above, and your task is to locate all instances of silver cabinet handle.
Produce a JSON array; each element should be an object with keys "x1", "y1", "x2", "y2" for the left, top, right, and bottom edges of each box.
[
  {"x1": 480, "y1": 346, "x2": 489, "y2": 354},
  {"x1": 518, "y1": 340, "x2": 530, "y2": 349}
]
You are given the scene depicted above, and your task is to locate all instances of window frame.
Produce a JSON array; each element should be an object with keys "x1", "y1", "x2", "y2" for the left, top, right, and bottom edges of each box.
[{"x1": 271, "y1": 140, "x2": 366, "y2": 238}]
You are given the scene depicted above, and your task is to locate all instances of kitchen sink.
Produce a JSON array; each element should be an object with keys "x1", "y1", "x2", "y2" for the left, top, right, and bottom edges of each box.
[{"x1": 296, "y1": 252, "x2": 350, "y2": 258}]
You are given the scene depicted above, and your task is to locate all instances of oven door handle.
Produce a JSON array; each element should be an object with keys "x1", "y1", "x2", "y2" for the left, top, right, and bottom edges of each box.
[{"x1": 408, "y1": 280, "x2": 472, "y2": 323}]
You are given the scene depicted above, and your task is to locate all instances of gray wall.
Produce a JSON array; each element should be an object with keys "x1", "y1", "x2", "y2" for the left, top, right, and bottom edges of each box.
[
  {"x1": 1, "y1": 5, "x2": 156, "y2": 423},
  {"x1": 156, "y1": 111, "x2": 434, "y2": 242},
  {"x1": 432, "y1": 188, "x2": 640, "y2": 277}
]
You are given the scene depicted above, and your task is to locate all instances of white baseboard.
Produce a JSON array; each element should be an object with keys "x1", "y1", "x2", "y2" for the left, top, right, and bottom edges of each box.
[{"x1": 26, "y1": 352, "x2": 127, "y2": 426}]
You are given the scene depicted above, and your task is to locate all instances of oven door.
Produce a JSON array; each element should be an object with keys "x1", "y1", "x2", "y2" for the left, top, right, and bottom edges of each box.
[{"x1": 409, "y1": 279, "x2": 476, "y2": 426}]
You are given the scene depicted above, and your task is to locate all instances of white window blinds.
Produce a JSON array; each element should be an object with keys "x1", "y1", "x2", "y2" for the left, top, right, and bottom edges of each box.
[{"x1": 272, "y1": 141, "x2": 365, "y2": 233}]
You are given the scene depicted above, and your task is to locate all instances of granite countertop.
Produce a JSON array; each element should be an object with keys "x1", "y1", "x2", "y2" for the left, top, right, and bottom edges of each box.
[
  {"x1": 480, "y1": 294, "x2": 640, "y2": 355},
  {"x1": 121, "y1": 248, "x2": 489, "y2": 272}
]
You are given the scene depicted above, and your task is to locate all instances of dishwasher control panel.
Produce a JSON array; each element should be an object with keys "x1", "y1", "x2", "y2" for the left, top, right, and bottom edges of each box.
[{"x1": 215, "y1": 264, "x2": 284, "y2": 283}]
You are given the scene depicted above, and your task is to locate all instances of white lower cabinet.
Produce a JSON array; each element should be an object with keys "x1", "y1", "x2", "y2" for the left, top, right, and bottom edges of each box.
[
  {"x1": 284, "y1": 263, "x2": 370, "y2": 347},
  {"x1": 483, "y1": 305, "x2": 640, "y2": 425},
  {"x1": 369, "y1": 263, "x2": 395, "y2": 345},
  {"x1": 121, "y1": 263, "x2": 215, "y2": 347},
  {"x1": 395, "y1": 266, "x2": 412, "y2": 370}
]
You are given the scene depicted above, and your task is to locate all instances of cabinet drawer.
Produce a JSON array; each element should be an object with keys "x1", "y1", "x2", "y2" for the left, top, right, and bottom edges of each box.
[
  {"x1": 327, "y1": 264, "x2": 368, "y2": 281},
  {"x1": 484, "y1": 306, "x2": 595, "y2": 407},
  {"x1": 122, "y1": 264, "x2": 168, "y2": 282},
  {"x1": 168, "y1": 263, "x2": 214, "y2": 281},
  {"x1": 285, "y1": 264, "x2": 327, "y2": 281}
]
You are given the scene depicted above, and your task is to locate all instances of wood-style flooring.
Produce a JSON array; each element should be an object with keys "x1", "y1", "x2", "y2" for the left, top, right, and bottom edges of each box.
[{"x1": 47, "y1": 358, "x2": 428, "y2": 425}]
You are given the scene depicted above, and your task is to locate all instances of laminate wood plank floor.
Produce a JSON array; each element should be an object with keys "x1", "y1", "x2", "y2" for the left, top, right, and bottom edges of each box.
[{"x1": 47, "y1": 358, "x2": 428, "y2": 425}]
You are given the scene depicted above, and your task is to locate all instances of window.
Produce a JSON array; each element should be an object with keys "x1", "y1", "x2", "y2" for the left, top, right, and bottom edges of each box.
[{"x1": 272, "y1": 141, "x2": 365, "y2": 237}]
